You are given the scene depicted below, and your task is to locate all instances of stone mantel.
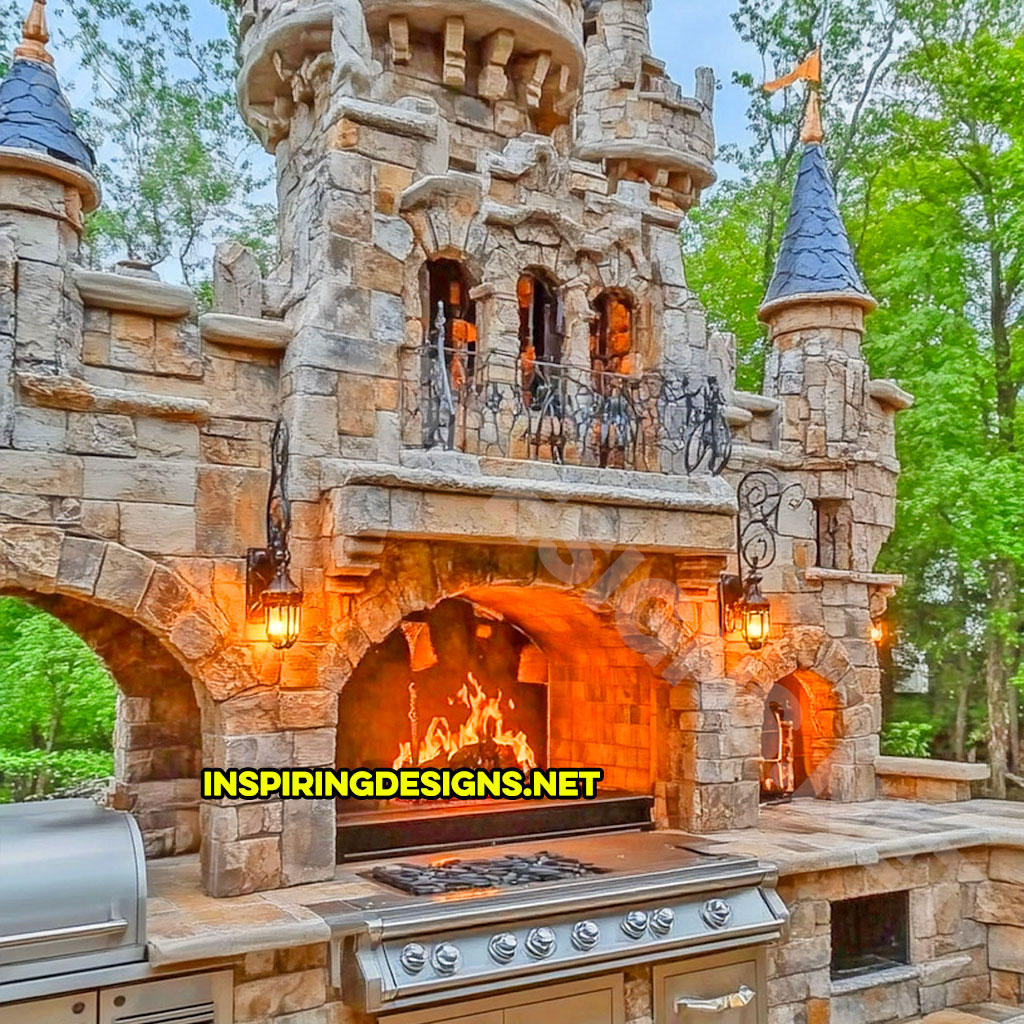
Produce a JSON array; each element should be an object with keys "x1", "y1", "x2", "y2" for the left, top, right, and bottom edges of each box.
[{"x1": 324, "y1": 455, "x2": 738, "y2": 572}]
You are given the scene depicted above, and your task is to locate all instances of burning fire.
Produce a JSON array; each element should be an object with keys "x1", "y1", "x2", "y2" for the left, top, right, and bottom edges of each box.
[{"x1": 392, "y1": 673, "x2": 537, "y2": 772}]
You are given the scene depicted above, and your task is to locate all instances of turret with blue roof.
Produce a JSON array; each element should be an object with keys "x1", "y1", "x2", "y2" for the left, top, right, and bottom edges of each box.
[
  {"x1": 0, "y1": 0, "x2": 99, "y2": 213},
  {"x1": 758, "y1": 89, "x2": 875, "y2": 321}
]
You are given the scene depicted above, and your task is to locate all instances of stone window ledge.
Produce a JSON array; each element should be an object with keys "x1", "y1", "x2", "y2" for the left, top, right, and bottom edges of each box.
[
  {"x1": 804, "y1": 567, "x2": 905, "y2": 587},
  {"x1": 830, "y1": 963, "x2": 920, "y2": 996}
]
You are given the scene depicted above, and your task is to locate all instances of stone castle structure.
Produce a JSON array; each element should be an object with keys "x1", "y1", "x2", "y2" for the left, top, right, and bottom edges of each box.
[
  {"x1": 0, "y1": 0, "x2": 917, "y2": 895},
  {"x1": 11, "y1": 3, "x2": 1024, "y2": 1024}
]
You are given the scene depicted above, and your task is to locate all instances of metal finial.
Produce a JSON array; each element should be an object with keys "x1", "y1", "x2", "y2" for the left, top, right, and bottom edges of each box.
[
  {"x1": 14, "y1": 0, "x2": 53, "y2": 65},
  {"x1": 801, "y1": 87, "x2": 824, "y2": 145}
]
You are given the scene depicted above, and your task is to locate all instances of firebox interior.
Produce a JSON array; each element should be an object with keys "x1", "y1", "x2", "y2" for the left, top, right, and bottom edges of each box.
[{"x1": 335, "y1": 599, "x2": 547, "y2": 783}]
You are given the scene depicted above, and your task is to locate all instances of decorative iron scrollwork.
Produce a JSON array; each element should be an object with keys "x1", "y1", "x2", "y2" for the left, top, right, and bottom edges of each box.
[
  {"x1": 736, "y1": 470, "x2": 806, "y2": 573},
  {"x1": 410, "y1": 309, "x2": 732, "y2": 477}
]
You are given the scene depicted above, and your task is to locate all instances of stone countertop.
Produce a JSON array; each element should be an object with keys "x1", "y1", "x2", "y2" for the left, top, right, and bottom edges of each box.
[
  {"x1": 686, "y1": 798, "x2": 1024, "y2": 877},
  {"x1": 145, "y1": 857, "x2": 378, "y2": 966},
  {"x1": 145, "y1": 798, "x2": 1024, "y2": 967}
]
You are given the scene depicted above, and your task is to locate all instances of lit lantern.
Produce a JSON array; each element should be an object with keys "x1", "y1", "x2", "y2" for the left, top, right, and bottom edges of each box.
[
  {"x1": 246, "y1": 421, "x2": 304, "y2": 650},
  {"x1": 740, "y1": 575, "x2": 772, "y2": 652},
  {"x1": 262, "y1": 564, "x2": 303, "y2": 650},
  {"x1": 870, "y1": 620, "x2": 885, "y2": 645}
]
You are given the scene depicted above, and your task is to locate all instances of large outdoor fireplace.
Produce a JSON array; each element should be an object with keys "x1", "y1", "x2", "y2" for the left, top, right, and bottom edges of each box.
[{"x1": 334, "y1": 596, "x2": 657, "y2": 859}]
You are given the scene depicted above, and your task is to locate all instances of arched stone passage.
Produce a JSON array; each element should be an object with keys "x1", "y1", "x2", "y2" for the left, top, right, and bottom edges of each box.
[
  {"x1": 3, "y1": 588, "x2": 204, "y2": 857},
  {"x1": 0, "y1": 526, "x2": 254, "y2": 700},
  {"x1": 731, "y1": 625, "x2": 881, "y2": 803}
]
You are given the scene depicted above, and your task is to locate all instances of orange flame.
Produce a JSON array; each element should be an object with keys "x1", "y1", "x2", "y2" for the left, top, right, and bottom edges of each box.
[{"x1": 392, "y1": 673, "x2": 537, "y2": 772}]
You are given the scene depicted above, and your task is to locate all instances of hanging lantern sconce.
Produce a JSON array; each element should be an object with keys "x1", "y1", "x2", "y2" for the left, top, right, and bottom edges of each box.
[
  {"x1": 720, "y1": 471, "x2": 805, "y2": 652},
  {"x1": 246, "y1": 420, "x2": 303, "y2": 649}
]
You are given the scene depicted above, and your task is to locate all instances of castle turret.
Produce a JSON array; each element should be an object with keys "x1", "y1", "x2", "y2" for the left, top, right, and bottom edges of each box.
[
  {"x1": 0, "y1": 0, "x2": 99, "y2": 440},
  {"x1": 759, "y1": 94, "x2": 877, "y2": 462},
  {"x1": 755, "y1": 93, "x2": 910, "y2": 804},
  {"x1": 576, "y1": 0, "x2": 715, "y2": 212}
]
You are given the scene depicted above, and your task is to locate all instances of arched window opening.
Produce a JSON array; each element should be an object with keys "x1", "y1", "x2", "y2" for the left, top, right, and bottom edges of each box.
[
  {"x1": 0, "y1": 596, "x2": 116, "y2": 803},
  {"x1": 517, "y1": 272, "x2": 563, "y2": 366},
  {"x1": 590, "y1": 292, "x2": 635, "y2": 377},
  {"x1": 427, "y1": 259, "x2": 477, "y2": 380},
  {"x1": 760, "y1": 675, "x2": 815, "y2": 803}
]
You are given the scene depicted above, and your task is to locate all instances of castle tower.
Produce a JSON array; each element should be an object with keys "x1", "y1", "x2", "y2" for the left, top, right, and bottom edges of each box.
[
  {"x1": 226, "y1": 0, "x2": 731, "y2": 557},
  {"x1": 757, "y1": 96, "x2": 911, "y2": 802},
  {"x1": 0, "y1": 0, "x2": 99, "y2": 441}
]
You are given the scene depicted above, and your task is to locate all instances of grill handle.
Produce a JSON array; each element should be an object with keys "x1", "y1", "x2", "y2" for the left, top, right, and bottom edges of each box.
[
  {"x1": 0, "y1": 917, "x2": 128, "y2": 949},
  {"x1": 675, "y1": 985, "x2": 756, "y2": 1014}
]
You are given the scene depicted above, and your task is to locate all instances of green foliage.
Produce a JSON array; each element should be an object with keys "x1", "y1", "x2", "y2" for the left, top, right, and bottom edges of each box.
[
  {"x1": 881, "y1": 720, "x2": 936, "y2": 758},
  {"x1": 0, "y1": 598, "x2": 117, "y2": 802},
  {"x1": 0, "y1": 749, "x2": 114, "y2": 804},
  {"x1": 64, "y1": 0, "x2": 273, "y2": 286},
  {"x1": 688, "y1": 0, "x2": 1024, "y2": 771}
]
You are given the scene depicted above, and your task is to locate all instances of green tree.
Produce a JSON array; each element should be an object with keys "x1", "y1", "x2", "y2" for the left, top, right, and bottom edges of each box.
[
  {"x1": 64, "y1": 0, "x2": 274, "y2": 288},
  {"x1": 687, "y1": 0, "x2": 1024, "y2": 791},
  {"x1": 0, "y1": 598, "x2": 117, "y2": 754},
  {"x1": 860, "y1": 0, "x2": 1024, "y2": 795}
]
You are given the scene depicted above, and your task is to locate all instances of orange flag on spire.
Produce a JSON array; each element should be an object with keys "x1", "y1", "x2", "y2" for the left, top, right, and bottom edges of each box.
[{"x1": 764, "y1": 49, "x2": 821, "y2": 94}]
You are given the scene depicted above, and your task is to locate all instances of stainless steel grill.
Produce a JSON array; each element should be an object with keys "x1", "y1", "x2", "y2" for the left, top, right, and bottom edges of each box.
[
  {"x1": 315, "y1": 831, "x2": 789, "y2": 1013},
  {"x1": 0, "y1": 800, "x2": 147, "y2": 986}
]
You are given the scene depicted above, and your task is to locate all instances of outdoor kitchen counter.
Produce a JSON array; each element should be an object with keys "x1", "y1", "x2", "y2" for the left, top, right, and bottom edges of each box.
[
  {"x1": 142, "y1": 798, "x2": 1024, "y2": 967},
  {"x1": 685, "y1": 797, "x2": 1024, "y2": 877},
  {"x1": 144, "y1": 857, "x2": 378, "y2": 966}
]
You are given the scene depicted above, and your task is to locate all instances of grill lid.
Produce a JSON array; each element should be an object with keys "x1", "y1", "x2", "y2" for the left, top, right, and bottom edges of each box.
[{"x1": 0, "y1": 800, "x2": 147, "y2": 984}]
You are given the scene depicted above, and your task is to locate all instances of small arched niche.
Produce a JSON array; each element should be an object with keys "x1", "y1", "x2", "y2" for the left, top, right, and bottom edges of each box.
[{"x1": 760, "y1": 674, "x2": 818, "y2": 802}]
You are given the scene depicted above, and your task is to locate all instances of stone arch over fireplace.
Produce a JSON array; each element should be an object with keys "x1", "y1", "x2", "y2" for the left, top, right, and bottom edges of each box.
[{"x1": 334, "y1": 541, "x2": 701, "y2": 796}]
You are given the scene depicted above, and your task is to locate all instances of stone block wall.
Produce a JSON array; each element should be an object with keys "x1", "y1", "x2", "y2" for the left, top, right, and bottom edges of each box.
[{"x1": 767, "y1": 849, "x2": 1024, "y2": 1024}]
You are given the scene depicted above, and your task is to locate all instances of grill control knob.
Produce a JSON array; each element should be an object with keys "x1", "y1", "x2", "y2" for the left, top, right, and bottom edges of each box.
[
  {"x1": 525, "y1": 926, "x2": 557, "y2": 959},
  {"x1": 399, "y1": 942, "x2": 427, "y2": 974},
  {"x1": 701, "y1": 898, "x2": 733, "y2": 930},
  {"x1": 489, "y1": 932, "x2": 519, "y2": 964},
  {"x1": 431, "y1": 942, "x2": 462, "y2": 975},
  {"x1": 571, "y1": 919, "x2": 601, "y2": 952},
  {"x1": 621, "y1": 910, "x2": 649, "y2": 939},
  {"x1": 650, "y1": 907, "x2": 676, "y2": 936}
]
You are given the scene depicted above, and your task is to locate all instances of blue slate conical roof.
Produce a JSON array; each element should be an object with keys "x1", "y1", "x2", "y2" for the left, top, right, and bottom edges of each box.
[
  {"x1": 0, "y1": 56, "x2": 94, "y2": 172},
  {"x1": 761, "y1": 142, "x2": 873, "y2": 315}
]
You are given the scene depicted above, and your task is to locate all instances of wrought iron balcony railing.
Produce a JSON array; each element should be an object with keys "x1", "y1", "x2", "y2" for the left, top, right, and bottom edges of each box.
[{"x1": 401, "y1": 340, "x2": 732, "y2": 477}]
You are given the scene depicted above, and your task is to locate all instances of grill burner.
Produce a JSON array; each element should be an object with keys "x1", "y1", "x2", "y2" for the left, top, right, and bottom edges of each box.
[{"x1": 370, "y1": 851, "x2": 606, "y2": 895}]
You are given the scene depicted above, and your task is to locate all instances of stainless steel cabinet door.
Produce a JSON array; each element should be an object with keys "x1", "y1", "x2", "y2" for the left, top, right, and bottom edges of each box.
[
  {"x1": 655, "y1": 950, "x2": 766, "y2": 1024},
  {"x1": 505, "y1": 988, "x2": 616, "y2": 1024},
  {"x1": 0, "y1": 992, "x2": 97, "y2": 1024}
]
